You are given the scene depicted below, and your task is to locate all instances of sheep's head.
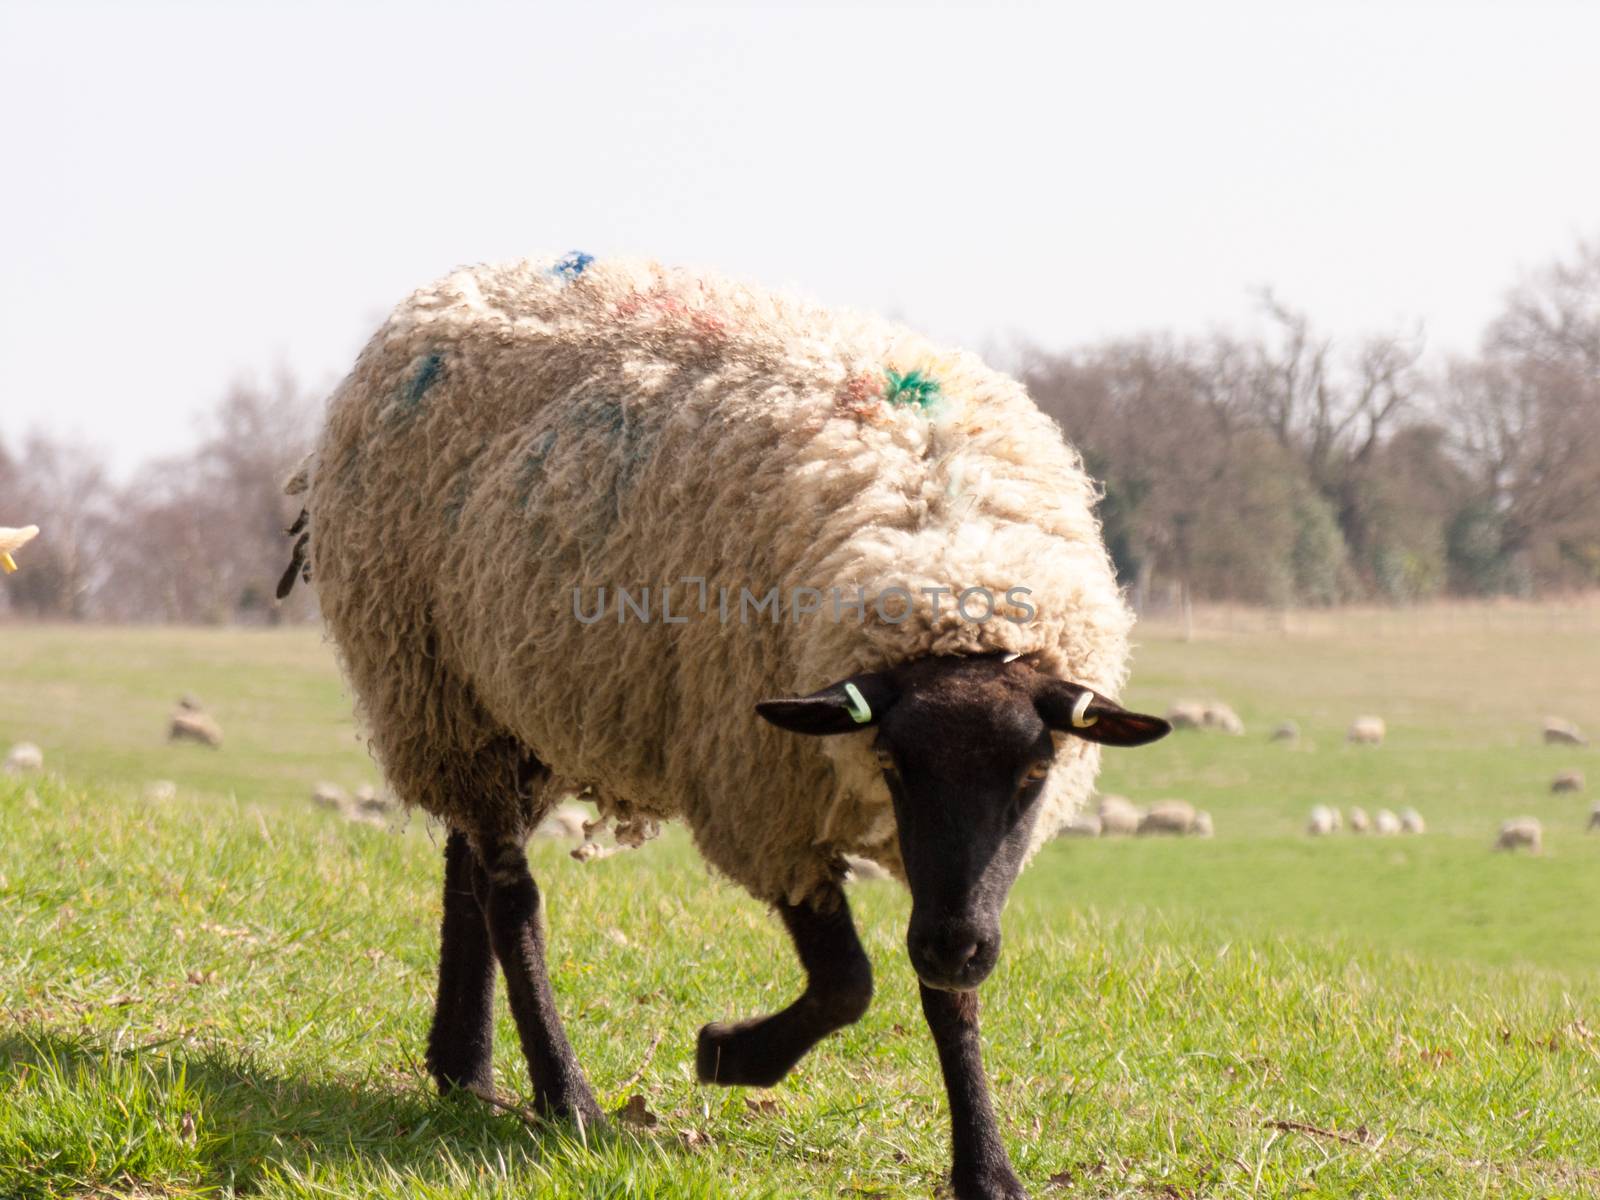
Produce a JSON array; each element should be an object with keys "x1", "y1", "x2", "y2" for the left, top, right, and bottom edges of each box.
[
  {"x1": 0, "y1": 525, "x2": 39, "y2": 574},
  {"x1": 757, "y1": 652, "x2": 1169, "y2": 991}
]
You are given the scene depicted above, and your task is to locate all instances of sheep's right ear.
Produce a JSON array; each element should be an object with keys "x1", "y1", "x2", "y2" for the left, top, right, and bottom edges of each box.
[{"x1": 756, "y1": 672, "x2": 898, "y2": 736}]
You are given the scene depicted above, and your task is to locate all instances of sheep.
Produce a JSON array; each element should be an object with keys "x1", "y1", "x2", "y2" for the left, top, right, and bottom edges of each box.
[
  {"x1": 1270, "y1": 721, "x2": 1299, "y2": 744},
  {"x1": 1496, "y1": 817, "x2": 1542, "y2": 852},
  {"x1": 1306, "y1": 804, "x2": 1339, "y2": 836},
  {"x1": 293, "y1": 253, "x2": 1173, "y2": 1199},
  {"x1": 1056, "y1": 812, "x2": 1103, "y2": 838},
  {"x1": 1347, "y1": 716, "x2": 1385, "y2": 746},
  {"x1": 1399, "y1": 807, "x2": 1425, "y2": 835},
  {"x1": 168, "y1": 709, "x2": 223, "y2": 748},
  {"x1": 1165, "y1": 700, "x2": 1242, "y2": 734},
  {"x1": 1372, "y1": 808, "x2": 1402, "y2": 836},
  {"x1": 1543, "y1": 718, "x2": 1588, "y2": 747},
  {"x1": 4, "y1": 742, "x2": 43, "y2": 775},
  {"x1": 1137, "y1": 799, "x2": 1198, "y2": 835},
  {"x1": 311, "y1": 781, "x2": 351, "y2": 811},
  {"x1": 1201, "y1": 703, "x2": 1245, "y2": 736},
  {"x1": 1191, "y1": 810, "x2": 1214, "y2": 838},
  {"x1": 0, "y1": 524, "x2": 39, "y2": 574},
  {"x1": 1588, "y1": 804, "x2": 1600, "y2": 833},
  {"x1": 1552, "y1": 770, "x2": 1585, "y2": 794},
  {"x1": 1165, "y1": 701, "x2": 1207, "y2": 730},
  {"x1": 534, "y1": 802, "x2": 590, "y2": 840},
  {"x1": 1096, "y1": 794, "x2": 1142, "y2": 836},
  {"x1": 1347, "y1": 806, "x2": 1371, "y2": 834}
]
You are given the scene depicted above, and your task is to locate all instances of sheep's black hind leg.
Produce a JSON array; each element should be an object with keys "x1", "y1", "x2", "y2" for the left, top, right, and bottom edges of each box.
[
  {"x1": 426, "y1": 829, "x2": 496, "y2": 1095},
  {"x1": 478, "y1": 834, "x2": 604, "y2": 1128},
  {"x1": 697, "y1": 884, "x2": 872, "y2": 1087}
]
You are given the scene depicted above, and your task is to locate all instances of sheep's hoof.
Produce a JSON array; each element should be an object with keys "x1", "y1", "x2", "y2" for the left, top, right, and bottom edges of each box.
[
  {"x1": 538, "y1": 1090, "x2": 608, "y2": 1134},
  {"x1": 952, "y1": 1165, "x2": 1029, "y2": 1200},
  {"x1": 696, "y1": 1020, "x2": 792, "y2": 1088}
]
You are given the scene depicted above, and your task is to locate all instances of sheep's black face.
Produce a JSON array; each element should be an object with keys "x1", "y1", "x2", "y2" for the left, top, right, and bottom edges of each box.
[{"x1": 756, "y1": 653, "x2": 1170, "y2": 992}]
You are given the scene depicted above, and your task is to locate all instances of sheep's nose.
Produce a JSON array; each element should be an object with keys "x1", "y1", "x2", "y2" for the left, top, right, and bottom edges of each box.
[{"x1": 908, "y1": 929, "x2": 997, "y2": 990}]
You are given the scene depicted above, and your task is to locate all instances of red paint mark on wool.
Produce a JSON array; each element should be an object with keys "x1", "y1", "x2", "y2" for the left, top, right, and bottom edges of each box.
[
  {"x1": 614, "y1": 283, "x2": 731, "y2": 347},
  {"x1": 835, "y1": 371, "x2": 889, "y2": 422}
]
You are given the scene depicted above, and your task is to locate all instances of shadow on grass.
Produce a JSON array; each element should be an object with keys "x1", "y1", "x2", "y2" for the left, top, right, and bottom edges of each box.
[{"x1": 0, "y1": 1027, "x2": 689, "y2": 1195}]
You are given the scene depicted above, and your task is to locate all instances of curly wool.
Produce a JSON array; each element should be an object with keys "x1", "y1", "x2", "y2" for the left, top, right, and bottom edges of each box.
[{"x1": 305, "y1": 256, "x2": 1134, "y2": 905}]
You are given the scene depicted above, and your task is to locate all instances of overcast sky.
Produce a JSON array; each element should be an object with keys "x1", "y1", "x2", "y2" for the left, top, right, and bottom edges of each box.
[{"x1": 3, "y1": 0, "x2": 1597, "y2": 474}]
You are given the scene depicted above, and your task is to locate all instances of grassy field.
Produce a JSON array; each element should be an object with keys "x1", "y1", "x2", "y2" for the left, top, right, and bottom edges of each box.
[{"x1": 2, "y1": 605, "x2": 1599, "y2": 1198}]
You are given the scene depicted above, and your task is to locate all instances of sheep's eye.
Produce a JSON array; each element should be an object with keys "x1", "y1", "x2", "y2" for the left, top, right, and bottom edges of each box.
[
  {"x1": 874, "y1": 747, "x2": 895, "y2": 771},
  {"x1": 1022, "y1": 760, "x2": 1051, "y2": 785}
]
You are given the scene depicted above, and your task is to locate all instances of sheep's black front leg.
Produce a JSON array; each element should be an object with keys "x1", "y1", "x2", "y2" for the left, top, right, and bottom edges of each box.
[
  {"x1": 426, "y1": 829, "x2": 497, "y2": 1095},
  {"x1": 920, "y1": 983, "x2": 1026, "y2": 1200},
  {"x1": 478, "y1": 835, "x2": 603, "y2": 1128},
  {"x1": 697, "y1": 885, "x2": 872, "y2": 1087}
]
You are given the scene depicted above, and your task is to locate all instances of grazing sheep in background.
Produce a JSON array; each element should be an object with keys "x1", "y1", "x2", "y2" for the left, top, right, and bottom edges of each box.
[
  {"x1": 294, "y1": 253, "x2": 1173, "y2": 1199},
  {"x1": 1165, "y1": 701, "x2": 1207, "y2": 730},
  {"x1": 1202, "y1": 702, "x2": 1245, "y2": 735},
  {"x1": 311, "y1": 781, "x2": 351, "y2": 811},
  {"x1": 1543, "y1": 718, "x2": 1588, "y2": 747},
  {"x1": 1056, "y1": 812, "x2": 1103, "y2": 838},
  {"x1": 1270, "y1": 721, "x2": 1299, "y2": 744},
  {"x1": 1588, "y1": 804, "x2": 1600, "y2": 832},
  {"x1": 1347, "y1": 716, "x2": 1386, "y2": 746},
  {"x1": 842, "y1": 854, "x2": 892, "y2": 882},
  {"x1": 3, "y1": 742, "x2": 43, "y2": 775},
  {"x1": 1097, "y1": 794, "x2": 1142, "y2": 837},
  {"x1": 1552, "y1": 770, "x2": 1585, "y2": 794},
  {"x1": 533, "y1": 802, "x2": 590, "y2": 840},
  {"x1": 1191, "y1": 810, "x2": 1214, "y2": 838},
  {"x1": 1347, "y1": 806, "x2": 1371, "y2": 833},
  {"x1": 1306, "y1": 805, "x2": 1339, "y2": 836},
  {"x1": 354, "y1": 783, "x2": 397, "y2": 817},
  {"x1": 169, "y1": 709, "x2": 223, "y2": 748},
  {"x1": 1137, "y1": 799, "x2": 1198, "y2": 835},
  {"x1": 1496, "y1": 817, "x2": 1542, "y2": 852},
  {"x1": 1399, "y1": 807, "x2": 1425, "y2": 835},
  {"x1": 1166, "y1": 700, "x2": 1242, "y2": 734},
  {"x1": 1373, "y1": 808, "x2": 1402, "y2": 835}
]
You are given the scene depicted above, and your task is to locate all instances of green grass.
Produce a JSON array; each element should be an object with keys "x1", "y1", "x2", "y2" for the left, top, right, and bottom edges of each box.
[{"x1": 2, "y1": 606, "x2": 1599, "y2": 1198}]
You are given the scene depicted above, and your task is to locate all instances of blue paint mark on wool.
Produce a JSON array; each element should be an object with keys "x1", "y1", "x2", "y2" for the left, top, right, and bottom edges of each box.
[
  {"x1": 551, "y1": 251, "x2": 594, "y2": 281},
  {"x1": 407, "y1": 354, "x2": 444, "y2": 407}
]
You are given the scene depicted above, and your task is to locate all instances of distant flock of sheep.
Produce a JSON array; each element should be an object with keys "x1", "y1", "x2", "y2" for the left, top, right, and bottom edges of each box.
[
  {"x1": 3, "y1": 700, "x2": 1592, "y2": 859},
  {"x1": 1106, "y1": 699, "x2": 1589, "y2": 854}
]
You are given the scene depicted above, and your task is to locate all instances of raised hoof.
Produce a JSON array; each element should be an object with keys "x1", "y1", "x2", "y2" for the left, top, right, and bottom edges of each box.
[
  {"x1": 951, "y1": 1167, "x2": 1028, "y2": 1200},
  {"x1": 696, "y1": 1020, "x2": 791, "y2": 1088}
]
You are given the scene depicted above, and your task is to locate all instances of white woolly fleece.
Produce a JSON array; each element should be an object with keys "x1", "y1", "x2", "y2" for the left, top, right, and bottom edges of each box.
[{"x1": 306, "y1": 256, "x2": 1134, "y2": 904}]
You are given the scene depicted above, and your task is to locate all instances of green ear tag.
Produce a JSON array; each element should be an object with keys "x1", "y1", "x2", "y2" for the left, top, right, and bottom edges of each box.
[{"x1": 842, "y1": 682, "x2": 873, "y2": 725}]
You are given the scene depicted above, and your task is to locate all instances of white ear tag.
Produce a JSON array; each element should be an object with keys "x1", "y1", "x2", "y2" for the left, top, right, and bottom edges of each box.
[
  {"x1": 1071, "y1": 690, "x2": 1098, "y2": 729},
  {"x1": 842, "y1": 682, "x2": 873, "y2": 725}
]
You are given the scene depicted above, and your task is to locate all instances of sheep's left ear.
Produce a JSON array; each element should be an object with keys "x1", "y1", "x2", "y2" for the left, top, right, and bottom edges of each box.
[
  {"x1": 1035, "y1": 679, "x2": 1171, "y2": 747},
  {"x1": 756, "y1": 671, "x2": 898, "y2": 736}
]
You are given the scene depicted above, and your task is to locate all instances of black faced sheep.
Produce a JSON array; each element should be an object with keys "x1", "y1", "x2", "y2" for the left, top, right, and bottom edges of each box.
[{"x1": 290, "y1": 254, "x2": 1171, "y2": 1199}]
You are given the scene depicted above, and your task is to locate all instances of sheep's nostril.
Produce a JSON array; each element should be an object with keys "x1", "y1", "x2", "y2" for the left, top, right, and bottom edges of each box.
[{"x1": 912, "y1": 934, "x2": 985, "y2": 981}]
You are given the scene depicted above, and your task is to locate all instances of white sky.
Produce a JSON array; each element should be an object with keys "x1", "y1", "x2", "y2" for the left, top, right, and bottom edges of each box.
[{"x1": 3, "y1": 0, "x2": 1597, "y2": 474}]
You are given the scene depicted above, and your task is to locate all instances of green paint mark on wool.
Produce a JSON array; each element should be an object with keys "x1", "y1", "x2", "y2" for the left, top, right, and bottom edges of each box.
[{"x1": 883, "y1": 368, "x2": 941, "y2": 409}]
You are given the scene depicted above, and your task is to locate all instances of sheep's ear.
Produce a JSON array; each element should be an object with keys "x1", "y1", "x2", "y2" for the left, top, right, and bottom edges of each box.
[
  {"x1": 756, "y1": 672, "x2": 897, "y2": 736},
  {"x1": 1035, "y1": 679, "x2": 1170, "y2": 747}
]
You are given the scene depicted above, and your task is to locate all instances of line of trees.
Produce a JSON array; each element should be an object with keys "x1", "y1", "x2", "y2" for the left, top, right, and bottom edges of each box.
[
  {"x1": 1025, "y1": 236, "x2": 1599, "y2": 607},
  {"x1": 2, "y1": 237, "x2": 1595, "y2": 623},
  {"x1": 0, "y1": 374, "x2": 317, "y2": 623}
]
